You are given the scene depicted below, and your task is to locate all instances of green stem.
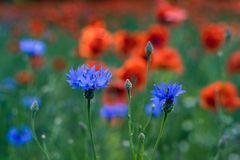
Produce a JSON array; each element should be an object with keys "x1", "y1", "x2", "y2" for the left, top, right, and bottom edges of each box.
[
  {"x1": 87, "y1": 99, "x2": 97, "y2": 160},
  {"x1": 143, "y1": 105, "x2": 154, "y2": 131},
  {"x1": 31, "y1": 113, "x2": 51, "y2": 160},
  {"x1": 142, "y1": 60, "x2": 151, "y2": 110},
  {"x1": 152, "y1": 113, "x2": 168, "y2": 159},
  {"x1": 139, "y1": 141, "x2": 144, "y2": 160},
  {"x1": 143, "y1": 58, "x2": 154, "y2": 132},
  {"x1": 213, "y1": 146, "x2": 221, "y2": 160},
  {"x1": 127, "y1": 89, "x2": 136, "y2": 160},
  {"x1": 43, "y1": 140, "x2": 51, "y2": 160},
  {"x1": 217, "y1": 50, "x2": 226, "y2": 81},
  {"x1": 136, "y1": 61, "x2": 152, "y2": 160}
]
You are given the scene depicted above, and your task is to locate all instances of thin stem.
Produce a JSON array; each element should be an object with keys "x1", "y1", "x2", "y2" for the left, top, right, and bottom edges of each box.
[
  {"x1": 87, "y1": 99, "x2": 97, "y2": 160},
  {"x1": 142, "y1": 60, "x2": 151, "y2": 111},
  {"x1": 127, "y1": 89, "x2": 136, "y2": 160},
  {"x1": 139, "y1": 141, "x2": 144, "y2": 160},
  {"x1": 142, "y1": 59, "x2": 154, "y2": 132},
  {"x1": 152, "y1": 113, "x2": 168, "y2": 160},
  {"x1": 43, "y1": 140, "x2": 51, "y2": 160},
  {"x1": 143, "y1": 105, "x2": 154, "y2": 131},
  {"x1": 137, "y1": 60, "x2": 151, "y2": 159},
  {"x1": 213, "y1": 150, "x2": 220, "y2": 160},
  {"x1": 217, "y1": 50, "x2": 226, "y2": 81},
  {"x1": 31, "y1": 113, "x2": 51, "y2": 160}
]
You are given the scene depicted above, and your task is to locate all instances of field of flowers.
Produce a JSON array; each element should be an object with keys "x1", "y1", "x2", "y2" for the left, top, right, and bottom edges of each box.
[{"x1": 1, "y1": 0, "x2": 240, "y2": 160}]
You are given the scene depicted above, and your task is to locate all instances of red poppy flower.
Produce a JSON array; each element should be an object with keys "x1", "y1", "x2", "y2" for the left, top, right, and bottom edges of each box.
[
  {"x1": 227, "y1": 51, "x2": 240, "y2": 75},
  {"x1": 131, "y1": 32, "x2": 149, "y2": 60},
  {"x1": 77, "y1": 21, "x2": 112, "y2": 58},
  {"x1": 114, "y1": 30, "x2": 139, "y2": 57},
  {"x1": 116, "y1": 57, "x2": 147, "y2": 90},
  {"x1": 52, "y1": 57, "x2": 66, "y2": 72},
  {"x1": 15, "y1": 71, "x2": 33, "y2": 84},
  {"x1": 200, "y1": 81, "x2": 240, "y2": 111},
  {"x1": 85, "y1": 60, "x2": 107, "y2": 71},
  {"x1": 201, "y1": 24, "x2": 226, "y2": 52},
  {"x1": 7, "y1": 40, "x2": 19, "y2": 54},
  {"x1": 102, "y1": 81, "x2": 127, "y2": 105},
  {"x1": 156, "y1": 3, "x2": 187, "y2": 25},
  {"x1": 151, "y1": 48, "x2": 184, "y2": 74},
  {"x1": 29, "y1": 19, "x2": 46, "y2": 38},
  {"x1": 110, "y1": 118, "x2": 124, "y2": 127},
  {"x1": 145, "y1": 25, "x2": 169, "y2": 49},
  {"x1": 30, "y1": 56, "x2": 44, "y2": 69}
]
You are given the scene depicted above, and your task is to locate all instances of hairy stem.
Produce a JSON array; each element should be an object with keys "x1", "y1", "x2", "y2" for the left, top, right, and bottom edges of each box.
[
  {"x1": 127, "y1": 89, "x2": 136, "y2": 160},
  {"x1": 87, "y1": 99, "x2": 97, "y2": 160},
  {"x1": 31, "y1": 112, "x2": 51, "y2": 160},
  {"x1": 152, "y1": 113, "x2": 168, "y2": 159}
]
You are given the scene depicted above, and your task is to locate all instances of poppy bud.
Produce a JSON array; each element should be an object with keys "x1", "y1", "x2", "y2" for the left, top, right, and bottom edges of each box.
[
  {"x1": 124, "y1": 79, "x2": 132, "y2": 91},
  {"x1": 146, "y1": 41, "x2": 154, "y2": 61}
]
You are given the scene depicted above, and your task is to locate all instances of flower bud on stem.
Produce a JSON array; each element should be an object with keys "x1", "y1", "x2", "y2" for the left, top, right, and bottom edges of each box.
[
  {"x1": 125, "y1": 79, "x2": 136, "y2": 160},
  {"x1": 30, "y1": 101, "x2": 51, "y2": 160},
  {"x1": 137, "y1": 132, "x2": 145, "y2": 160}
]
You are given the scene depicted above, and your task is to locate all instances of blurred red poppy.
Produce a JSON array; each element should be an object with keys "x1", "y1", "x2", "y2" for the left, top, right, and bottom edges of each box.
[
  {"x1": 114, "y1": 30, "x2": 139, "y2": 58},
  {"x1": 156, "y1": 3, "x2": 187, "y2": 25},
  {"x1": 52, "y1": 57, "x2": 66, "y2": 72},
  {"x1": 102, "y1": 81, "x2": 127, "y2": 105},
  {"x1": 201, "y1": 24, "x2": 226, "y2": 52},
  {"x1": 145, "y1": 25, "x2": 169, "y2": 49},
  {"x1": 200, "y1": 81, "x2": 240, "y2": 111},
  {"x1": 29, "y1": 19, "x2": 46, "y2": 38},
  {"x1": 85, "y1": 60, "x2": 107, "y2": 71},
  {"x1": 116, "y1": 57, "x2": 147, "y2": 90},
  {"x1": 110, "y1": 118, "x2": 124, "y2": 127},
  {"x1": 77, "y1": 21, "x2": 112, "y2": 58},
  {"x1": 131, "y1": 32, "x2": 149, "y2": 60},
  {"x1": 131, "y1": 26, "x2": 169, "y2": 61},
  {"x1": 30, "y1": 56, "x2": 44, "y2": 69},
  {"x1": 15, "y1": 70, "x2": 33, "y2": 84},
  {"x1": 7, "y1": 40, "x2": 19, "y2": 54},
  {"x1": 227, "y1": 51, "x2": 240, "y2": 75},
  {"x1": 151, "y1": 48, "x2": 184, "y2": 74}
]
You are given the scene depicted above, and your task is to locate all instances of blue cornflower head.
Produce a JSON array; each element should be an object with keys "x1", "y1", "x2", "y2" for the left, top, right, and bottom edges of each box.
[
  {"x1": 145, "y1": 101, "x2": 162, "y2": 118},
  {"x1": 19, "y1": 38, "x2": 46, "y2": 56},
  {"x1": 151, "y1": 82, "x2": 185, "y2": 114},
  {"x1": 21, "y1": 96, "x2": 41, "y2": 109},
  {"x1": 100, "y1": 103, "x2": 128, "y2": 120},
  {"x1": 1, "y1": 77, "x2": 17, "y2": 90},
  {"x1": 7, "y1": 126, "x2": 32, "y2": 146},
  {"x1": 66, "y1": 65, "x2": 112, "y2": 91}
]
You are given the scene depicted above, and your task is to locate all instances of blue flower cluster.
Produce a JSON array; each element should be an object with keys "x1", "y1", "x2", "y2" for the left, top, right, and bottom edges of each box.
[
  {"x1": 7, "y1": 126, "x2": 32, "y2": 146},
  {"x1": 1, "y1": 77, "x2": 17, "y2": 90},
  {"x1": 100, "y1": 103, "x2": 128, "y2": 120},
  {"x1": 151, "y1": 82, "x2": 185, "y2": 113},
  {"x1": 19, "y1": 38, "x2": 46, "y2": 56},
  {"x1": 21, "y1": 96, "x2": 41, "y2": 109},
  {"x1": 66, "y1": 65, "x2": 112, "y2": 91}
]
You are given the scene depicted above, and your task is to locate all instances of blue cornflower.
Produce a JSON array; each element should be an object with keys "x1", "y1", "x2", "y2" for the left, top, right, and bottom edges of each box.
[
  {"x1": 7, "y1": 126, "x2": 32, "y2": 146},
  {"x1": 21, "y1": 96, "x2": 41, "y2": 109},
  {"x1": 145, "y1": 102, "x2": 162, "y2": 118},
  {"x1": 19, "y1": 38, "x2": 46, "y2": 56},
  {"x1": 1, "y1": 77, "x2": 17, "y2": 90},
  {"x1": 100, "y1": 103, "x2": 128, "y2": 120},
  {"x1": 151, "y1": 82, "x2": 185, "y2": 114},
  {"x1": 66, "y1": 65, "x2": 112, "y2": 91}
]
